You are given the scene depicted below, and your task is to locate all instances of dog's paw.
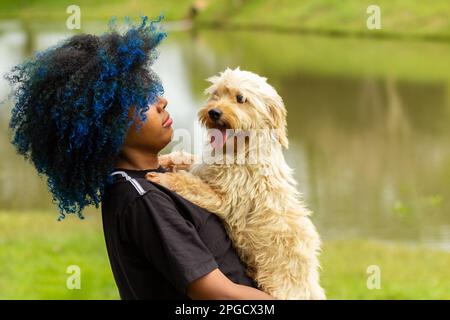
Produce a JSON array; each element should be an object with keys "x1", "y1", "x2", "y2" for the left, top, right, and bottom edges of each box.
[
  {"x1": 158, "y1": 151, "x2": 195, "y2": 172},
  {"x1": 145, "y1": 172, "x2": 175, "y2": 190}
]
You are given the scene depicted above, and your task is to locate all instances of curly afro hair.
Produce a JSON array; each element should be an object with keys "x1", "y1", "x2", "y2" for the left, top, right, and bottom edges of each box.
[{"x1": 5, "y1": 16, "x2": 166, "y2": 219}]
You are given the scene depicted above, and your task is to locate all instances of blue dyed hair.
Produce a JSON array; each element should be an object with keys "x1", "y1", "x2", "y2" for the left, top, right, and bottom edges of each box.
[{"x1": 5, "y1": 16, "x2": 166, "y2": 219}]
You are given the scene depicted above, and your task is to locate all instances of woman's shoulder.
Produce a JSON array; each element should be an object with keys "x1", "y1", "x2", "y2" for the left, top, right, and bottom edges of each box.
[
  {"x1": 107, "y1": 168, "x2": 217, "y2": 228},
  {"x1": 103, "y1": 171, "x2": 170, "y2": 218},
  {"x1": 107, "y1": 168, "x2": 167, "y2": 197}
]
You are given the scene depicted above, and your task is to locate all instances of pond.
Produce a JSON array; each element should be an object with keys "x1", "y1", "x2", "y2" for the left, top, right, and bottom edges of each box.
[{"x1": 1, "y1": 20, "x2": 449, "y2": 250}]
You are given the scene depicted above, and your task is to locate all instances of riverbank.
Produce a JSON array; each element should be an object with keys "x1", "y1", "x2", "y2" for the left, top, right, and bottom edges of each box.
[
  {"x1": 195, "y1": 0, "x2": 450, "y2": 41},
  {"x1": 0, "y1": 0, "x2": 193, "y2": 21},
  {"x1": 1, "y1": 0, "x2": 449, "y2": 41},
  {"x1": 1, "y1": 210, "x2": 449, "y2": 299}
]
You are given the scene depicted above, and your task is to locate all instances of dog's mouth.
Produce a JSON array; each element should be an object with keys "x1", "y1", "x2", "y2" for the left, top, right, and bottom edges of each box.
[{"x1": 206, "y1": 121, "x2": 231, "y2": 150}]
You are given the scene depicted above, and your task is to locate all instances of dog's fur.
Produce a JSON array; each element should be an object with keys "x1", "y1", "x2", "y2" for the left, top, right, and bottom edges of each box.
[{"x1": 147, "y1": 68, "x2": 325, "y2": 299}]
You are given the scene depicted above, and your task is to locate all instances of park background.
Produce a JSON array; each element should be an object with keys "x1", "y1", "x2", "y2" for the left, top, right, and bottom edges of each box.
[{"x1": 0, "y1": 0, "x2": 449, "y2": 299}]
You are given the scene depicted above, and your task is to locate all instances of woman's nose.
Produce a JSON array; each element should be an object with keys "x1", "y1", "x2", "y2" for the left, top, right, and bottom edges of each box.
[
  {"x1": 159, "y1": 97, "x2": 168, "y2": 110},
  {"x1": 154, "y1": 97, "x2": 168, "y2": 112}
]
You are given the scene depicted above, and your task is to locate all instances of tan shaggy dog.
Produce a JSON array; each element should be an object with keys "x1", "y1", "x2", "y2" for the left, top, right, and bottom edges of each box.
[{"x1": 146, "y1": 68, "x2": 325, "y2": 299}]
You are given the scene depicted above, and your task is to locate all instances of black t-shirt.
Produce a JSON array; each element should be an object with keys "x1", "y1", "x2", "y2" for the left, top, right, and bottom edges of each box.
[{"x1": 101, "y1": 167, "x2": 256, "y2": 300}]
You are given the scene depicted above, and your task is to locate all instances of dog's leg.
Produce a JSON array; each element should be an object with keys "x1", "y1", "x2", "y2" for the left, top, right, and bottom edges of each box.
[
  {"x1": 145, "y1": 171, "x2": 225, "y2": 217},
  {"x1": 288, "y1": 216, "x2": 325, "y2": 300},
  {"x1": 158, "y1": 151, "x2": 195, "y2": 172},
  {"x1": 246, "y1": 214, "x2": 326, "y2": 300},
  {"x1": 294, "y1": 215, "x2": 326, "y2": 300}
]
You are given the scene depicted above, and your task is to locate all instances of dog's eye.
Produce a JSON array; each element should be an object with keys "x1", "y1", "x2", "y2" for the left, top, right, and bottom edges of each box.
[{"x1": 236, "y1": 94, "x2": 246, "y2": 104}]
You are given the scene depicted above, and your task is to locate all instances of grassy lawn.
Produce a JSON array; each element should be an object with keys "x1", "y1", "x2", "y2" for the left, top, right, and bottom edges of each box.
[
  {"x1": 0, "y1": 0, "x2": 193, "y2": 21},
  {"x1": 322, "y1": 240, "x2": 450, "y2": 299},
  {"x1": 196, "y1": 0, "x2": 450, "y2": 40},
  {"x1": 0, "y1": 210, "x2": 118, "y2": 299},
  {"x1": 0, "y1": 1, "x2": 449, "y2": 40},
  {"x1": 0, "y1": 210, "x2": 449, "y2": 299}
]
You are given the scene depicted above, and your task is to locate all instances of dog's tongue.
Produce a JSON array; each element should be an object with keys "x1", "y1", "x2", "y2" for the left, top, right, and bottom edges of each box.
[{"x1": 210, "y1": 128, "x2": 228, "y2": 149}]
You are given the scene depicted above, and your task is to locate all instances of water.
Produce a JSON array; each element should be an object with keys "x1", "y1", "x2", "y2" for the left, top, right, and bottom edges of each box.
[{"x1": 1, "y1": 21, "x2": 449, "y2": 249}]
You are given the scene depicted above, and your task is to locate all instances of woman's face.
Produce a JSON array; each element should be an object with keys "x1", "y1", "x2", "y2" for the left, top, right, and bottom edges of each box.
[{"x1": 122, "y1": 97, "x2": 173, "y2": 153}]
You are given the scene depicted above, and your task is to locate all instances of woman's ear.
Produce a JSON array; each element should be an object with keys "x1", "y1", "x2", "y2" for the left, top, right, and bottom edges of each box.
[{"x1": 268, "y1": 100, "x2": 289, "y2": 149}]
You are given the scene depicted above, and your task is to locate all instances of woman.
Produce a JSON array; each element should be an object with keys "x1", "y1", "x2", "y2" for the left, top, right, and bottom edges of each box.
[{"x1": 6, "y1": 17, "x2": 272, "y2": 300}]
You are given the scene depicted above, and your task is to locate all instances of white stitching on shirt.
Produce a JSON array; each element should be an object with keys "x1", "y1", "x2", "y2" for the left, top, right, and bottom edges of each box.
[{"x1": 110, "y1": 171, "x2": 146, "y2": 195}]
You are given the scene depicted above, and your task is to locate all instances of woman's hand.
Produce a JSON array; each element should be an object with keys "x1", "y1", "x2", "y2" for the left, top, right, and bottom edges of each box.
[
  {"x1": 158, "y1": 150, "x2": 195, "y2": 172},
  {"x1": 146, "y1": 171, "x2": 176, "y2": 190},
  {"x1": 186, "y1": 268, "x2": 275, "y2": 300}
]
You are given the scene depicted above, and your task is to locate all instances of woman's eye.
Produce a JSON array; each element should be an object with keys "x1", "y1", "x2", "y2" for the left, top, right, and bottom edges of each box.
[{"x1": 236, "y1": 94, "x2": 245, "y2": 104}]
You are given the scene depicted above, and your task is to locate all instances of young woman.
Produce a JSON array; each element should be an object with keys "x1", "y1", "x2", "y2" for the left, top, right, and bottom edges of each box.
[{"x1": 6, "y1": 17, "x2": 272, "y2": 300}]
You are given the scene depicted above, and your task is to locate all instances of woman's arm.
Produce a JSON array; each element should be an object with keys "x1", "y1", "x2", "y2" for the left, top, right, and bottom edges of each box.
[{"x1": 187, "y1": 268, "x2": 274, "y2": 300}]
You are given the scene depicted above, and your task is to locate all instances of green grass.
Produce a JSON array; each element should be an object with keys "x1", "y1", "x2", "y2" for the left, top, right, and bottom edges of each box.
[
  {"x1": 0, "y1": 0, "x2": 193, "y2": 21},
  {"x1": 1, "y1": 210, "x2": 449, "y2": 299},
  {"x1": 0, "y1": 210, "x2": 118, "y2": 299},
  {"x1": 322, "y1": 240, "x2": 450, "y2": 299},
  {"x1": 196, "y1": 0, "x2": 450, "y2": 40},
  {"x1": 1, "y1": 1, "x2": 449, "y2": 40}
]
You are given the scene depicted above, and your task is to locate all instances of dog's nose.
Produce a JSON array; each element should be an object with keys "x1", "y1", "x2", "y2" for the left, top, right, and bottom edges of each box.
[{"x1": 208, "y1": 108, "x2": 223, "y2": 121}]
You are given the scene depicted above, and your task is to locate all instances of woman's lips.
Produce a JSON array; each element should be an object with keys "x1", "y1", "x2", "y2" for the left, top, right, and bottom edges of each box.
[{"x1": 162, "y1": 117, "x2": 173, "y2": 128}]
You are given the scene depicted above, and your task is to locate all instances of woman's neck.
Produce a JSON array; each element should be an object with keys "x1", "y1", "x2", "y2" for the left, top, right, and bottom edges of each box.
[{"x1": 115, "y1": 147, "x2": 159, "y2": 170}]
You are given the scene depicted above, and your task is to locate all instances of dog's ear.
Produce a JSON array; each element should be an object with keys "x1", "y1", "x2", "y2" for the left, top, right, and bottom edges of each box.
[
  {"x1": 268, "y1": 99, "x2": 289, "y2": 149},
  {"x1": 204, "y1": 76, "x2": 219, "y2": 96}
]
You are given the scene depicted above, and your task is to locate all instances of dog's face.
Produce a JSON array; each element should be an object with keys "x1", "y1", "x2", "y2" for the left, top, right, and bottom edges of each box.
[{"x1": 198, "y1": 67, "x2": 288, "y2": 150}]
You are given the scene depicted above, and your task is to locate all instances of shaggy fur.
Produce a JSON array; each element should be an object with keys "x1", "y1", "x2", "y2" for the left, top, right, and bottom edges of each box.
[{"x1": 147, "y1": 68, "x2": 325, "y2": 299}]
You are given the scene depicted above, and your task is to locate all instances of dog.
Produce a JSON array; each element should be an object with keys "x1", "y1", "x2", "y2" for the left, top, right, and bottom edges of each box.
[{"x1": 146, "y1": 67, "x2": 325, "y2": 299}]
